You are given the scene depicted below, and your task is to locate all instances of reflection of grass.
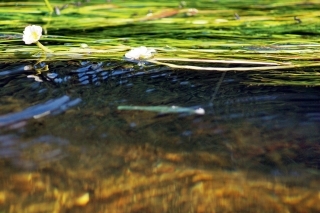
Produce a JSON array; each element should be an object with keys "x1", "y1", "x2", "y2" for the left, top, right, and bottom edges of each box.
[
  {"x1": 246, "y1": 70, "x2": 320, "y2": 86},
  {"x1": 1, "y1": 0, "x2": 320, "y2": 85}
]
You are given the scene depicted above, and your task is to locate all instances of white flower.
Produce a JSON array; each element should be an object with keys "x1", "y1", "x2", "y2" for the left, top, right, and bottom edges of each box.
[
  {"x1": 23, "y1": 25, "x2": 42, "y2": 44},
  {"x1": 125, "y1": 46, "x2": 156, "y2": 60}
]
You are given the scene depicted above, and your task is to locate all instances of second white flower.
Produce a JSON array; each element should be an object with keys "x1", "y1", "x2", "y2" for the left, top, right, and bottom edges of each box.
[{"x1": 125, "y1": 46, "x2": 156, "y2": 60}]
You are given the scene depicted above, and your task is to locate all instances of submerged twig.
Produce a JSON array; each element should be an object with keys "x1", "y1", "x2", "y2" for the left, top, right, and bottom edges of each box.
[
  {"x1": 118, "y1": 105, "x2": 205, "y2": 115},
  {"x1": 210, "y1": 71, "x2": 226, "y2": 105}
]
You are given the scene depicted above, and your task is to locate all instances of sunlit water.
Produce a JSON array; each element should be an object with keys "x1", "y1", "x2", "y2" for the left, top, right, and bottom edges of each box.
[{"x1": 0, "y1": 62, "x2": 319, "y2": 212}]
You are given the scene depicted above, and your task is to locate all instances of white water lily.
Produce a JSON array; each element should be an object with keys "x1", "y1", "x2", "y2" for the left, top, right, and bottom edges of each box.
[
  {"x1": 22, "y1": 25, "x2": 53, "y2": 53},
  {"x1": 23, "y1": 25, "x2": 42, "y2": 44},
  {"x1": 125, "y1": 46, "x2": 156, "y2": 60}
]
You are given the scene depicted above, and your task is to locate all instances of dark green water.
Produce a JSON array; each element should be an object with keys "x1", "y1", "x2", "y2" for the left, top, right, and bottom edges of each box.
[{"x1": 0, "y1": 61, "x2": 319, "y2": 212}]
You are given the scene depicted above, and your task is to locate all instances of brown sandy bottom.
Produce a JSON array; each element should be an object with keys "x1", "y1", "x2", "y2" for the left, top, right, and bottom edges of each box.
[{"x1": 0, "y1": 141, "x2": 319, "y2": 213}]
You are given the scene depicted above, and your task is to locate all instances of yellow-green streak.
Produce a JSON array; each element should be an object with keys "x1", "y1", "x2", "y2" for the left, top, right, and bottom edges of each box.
[
  {"x1": 36, "y1": 41, "x2": 53, "y2": 53},
  {"x1": 43, "y1": 0, "x2": 53, "y2": 13}
]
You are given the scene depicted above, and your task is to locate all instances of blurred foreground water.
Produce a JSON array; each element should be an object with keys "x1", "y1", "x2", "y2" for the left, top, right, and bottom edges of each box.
[{"x1": 0, "y1": 61, "x2": 319, "y2": 212}]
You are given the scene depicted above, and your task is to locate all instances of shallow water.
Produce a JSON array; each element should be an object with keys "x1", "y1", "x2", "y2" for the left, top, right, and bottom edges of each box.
[{"x1": 0, "y1": 61, "x2": 320, "y2": 212}]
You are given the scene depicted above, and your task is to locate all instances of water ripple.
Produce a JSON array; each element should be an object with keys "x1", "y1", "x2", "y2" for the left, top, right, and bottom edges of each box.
[{"x1": 0, "y1": 95, "x2": 81, "y2": 128}]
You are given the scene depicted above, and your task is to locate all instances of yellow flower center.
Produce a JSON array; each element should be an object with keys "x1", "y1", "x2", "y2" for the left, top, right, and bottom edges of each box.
[{"x1": 31, "y1": 31, "x2": 39, "y2": 41}]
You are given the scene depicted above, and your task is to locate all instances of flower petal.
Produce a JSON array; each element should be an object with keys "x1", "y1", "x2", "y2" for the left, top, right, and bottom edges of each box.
[
  {"x1": 23, "y1": 25, "x2": 42, "y2": 44},
  {"x1": 125, "y1": 46, "x2": 156, "y2": 60}
]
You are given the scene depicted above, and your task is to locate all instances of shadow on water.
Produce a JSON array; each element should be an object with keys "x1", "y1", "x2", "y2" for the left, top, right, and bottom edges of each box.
[{"x1": 0, "y1": 61, "x2": 320, "y2": 212}]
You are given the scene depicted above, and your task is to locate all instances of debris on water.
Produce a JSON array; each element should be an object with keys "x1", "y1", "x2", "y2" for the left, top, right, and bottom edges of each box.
[
  {"x1": 27, "y1": 75, "x2": 43, "y2": 82},
  {"x1": 0, "y1": 96, "x2": 81, "y2": 128},
  {"x1": 117, "y1": 105, "x2": 205, "y2": 115}
]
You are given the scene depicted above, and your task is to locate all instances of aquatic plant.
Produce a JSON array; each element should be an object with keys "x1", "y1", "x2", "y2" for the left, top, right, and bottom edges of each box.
[
  {"x1": 43, "y1": 0, "x2": 53, "y2": 13},
  {"x1": 0, "y1": 0, "x2": 319, "y2": 85},
  {"x1": 125, "y1": 46, "x2": 156, "y2": 60},
  {"x1": 23, "y1": 25, "x2": 53, "y2": 53}
]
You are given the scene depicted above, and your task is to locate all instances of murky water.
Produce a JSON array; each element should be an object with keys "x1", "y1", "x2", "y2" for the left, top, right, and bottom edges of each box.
[{"x1": 0, "y1": 62, "x2": 319, "y2": 212}]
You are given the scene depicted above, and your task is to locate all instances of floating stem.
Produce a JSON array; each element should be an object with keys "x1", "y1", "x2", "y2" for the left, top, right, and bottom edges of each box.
[
  {"x1": 44, "y1": 0, "x2": 54, "y2": 13},
  {"x1": 36, "y1": 41, "x2": 53, "y2": 53}
]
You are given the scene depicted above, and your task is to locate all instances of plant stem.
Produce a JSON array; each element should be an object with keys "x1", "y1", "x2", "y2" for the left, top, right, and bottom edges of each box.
[
  {"x1": 36, "y1": 41, "x2": 53, "y2": 53},
  {"x1": 44, "y1": 0, "x2": 54, "y2": 13}
]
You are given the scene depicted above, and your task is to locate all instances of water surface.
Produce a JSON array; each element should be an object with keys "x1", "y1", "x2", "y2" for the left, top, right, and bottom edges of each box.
[{"x1": 0, "y1": 62, "x2": 319, "y2": 212}]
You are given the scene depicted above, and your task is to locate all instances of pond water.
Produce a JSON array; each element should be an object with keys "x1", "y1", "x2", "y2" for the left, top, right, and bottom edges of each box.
[{"x1": 0, "y1": 61, "x2": 319, "y2": 212}]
